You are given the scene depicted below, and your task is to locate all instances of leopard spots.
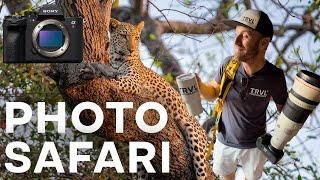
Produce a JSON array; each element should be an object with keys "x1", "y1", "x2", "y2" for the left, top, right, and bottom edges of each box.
[{"x1": 108, "y1": 18, "x2": 210, "y2": 180}]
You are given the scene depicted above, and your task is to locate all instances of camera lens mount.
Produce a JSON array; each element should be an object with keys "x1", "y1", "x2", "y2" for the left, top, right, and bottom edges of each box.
[{"x1": 32, "y1": 19, "x2": 70, "y2": 58}]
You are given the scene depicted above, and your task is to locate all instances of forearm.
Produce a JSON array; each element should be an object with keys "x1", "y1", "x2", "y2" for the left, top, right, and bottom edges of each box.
[{"x1": 197, "y1": 79, "x2": 219, "y2": 101}]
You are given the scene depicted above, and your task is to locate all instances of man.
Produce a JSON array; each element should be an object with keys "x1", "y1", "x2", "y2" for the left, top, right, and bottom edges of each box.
[{"x1": 197, "y1": 9, "x2": 288, "y2": 180}]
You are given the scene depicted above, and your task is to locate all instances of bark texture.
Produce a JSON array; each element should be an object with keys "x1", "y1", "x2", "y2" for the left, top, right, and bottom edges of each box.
[{"x1": 46, "y1": 0, "x2": 202, "y2": 178}]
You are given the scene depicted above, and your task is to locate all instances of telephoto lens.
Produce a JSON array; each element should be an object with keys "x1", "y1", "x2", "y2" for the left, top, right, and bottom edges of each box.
[{"x1": 257, "y1": 70, "x2": 320, "y2": 164}]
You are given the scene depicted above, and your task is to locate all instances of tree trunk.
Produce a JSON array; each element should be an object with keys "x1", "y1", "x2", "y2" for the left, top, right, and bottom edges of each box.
[{"x1": 47, "y1": 0, "x2": 197, "y2": 178}]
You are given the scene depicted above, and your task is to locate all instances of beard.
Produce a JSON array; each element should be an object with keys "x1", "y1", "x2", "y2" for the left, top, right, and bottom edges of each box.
[
  {"x1": 234, "y1": 40, "x2": 260, "y2": 62},
  {"x1": 234, "y1": 47, "x2": 259, "y2": 62}
]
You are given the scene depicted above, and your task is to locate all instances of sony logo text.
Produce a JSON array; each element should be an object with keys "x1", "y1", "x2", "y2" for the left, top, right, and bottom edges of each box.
[{"x1": 42, "y1": 10, "x2": 59, "y2": 13}]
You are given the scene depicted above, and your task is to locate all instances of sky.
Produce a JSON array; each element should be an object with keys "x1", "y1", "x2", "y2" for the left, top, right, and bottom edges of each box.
[{"x1": 130, "y1": 0, "x2": 320, "y2": 178}]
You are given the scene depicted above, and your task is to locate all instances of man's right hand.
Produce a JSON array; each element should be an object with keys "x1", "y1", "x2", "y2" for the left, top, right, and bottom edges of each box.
[{"x1": 196, "y1": 73, "x2": 220, "y2": 101}]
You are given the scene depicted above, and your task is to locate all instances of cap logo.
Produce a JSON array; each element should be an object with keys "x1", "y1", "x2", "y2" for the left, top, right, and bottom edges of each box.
[{"x1": 241, "y1": 16, "x2": 256, "y2": 25}]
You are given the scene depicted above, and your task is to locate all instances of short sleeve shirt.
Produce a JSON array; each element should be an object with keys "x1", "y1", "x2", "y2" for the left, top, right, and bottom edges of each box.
[{"x1": 214, "y1": 56, "x2": 288, "y2": 148}]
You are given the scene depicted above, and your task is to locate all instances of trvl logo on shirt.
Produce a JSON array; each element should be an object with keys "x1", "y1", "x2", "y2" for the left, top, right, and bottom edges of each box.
[
  {"x1": 249, "y1": 88, "x2": 268, "y2": 98},
  {"x1": 179, "y1": 85, "x2": 198, "y2": 95}
]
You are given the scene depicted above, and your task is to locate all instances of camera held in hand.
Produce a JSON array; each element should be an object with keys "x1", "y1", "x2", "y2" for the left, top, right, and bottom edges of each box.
[
  {"x1": 257, "y1": 70, "x2": 320, "y2": 164},
  {"x1": 3, "y1": 4, "x2": 83, "y2": 63}
]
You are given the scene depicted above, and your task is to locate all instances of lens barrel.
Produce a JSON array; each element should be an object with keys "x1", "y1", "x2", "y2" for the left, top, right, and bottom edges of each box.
[
  {"x1": 257, "y1": 70, "x2": 320, "y2": 164},
  {"x1": 283, "y1": 70, "x2": 320, "y2": 123}
]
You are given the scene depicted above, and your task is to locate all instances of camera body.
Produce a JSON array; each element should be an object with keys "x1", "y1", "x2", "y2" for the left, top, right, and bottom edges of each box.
[{"x1": 3, "y1": 4, "x2": 83, "y2": 63}]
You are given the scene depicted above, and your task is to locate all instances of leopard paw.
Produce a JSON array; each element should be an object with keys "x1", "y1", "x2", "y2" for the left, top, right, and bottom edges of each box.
[{"x1": 80, "y1": 63, "x2": 96, "y2": 80}]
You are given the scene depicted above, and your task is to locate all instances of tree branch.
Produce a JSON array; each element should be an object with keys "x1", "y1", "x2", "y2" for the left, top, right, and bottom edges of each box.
[
  {"x1": 243, "y1": 0, "x2": 251, "y2": 9},
  {"x1": 270, "y1": 0, "x2": 300, "y2": 19},
  {"x1": 158, "y1": 20, "x2": 231, "y2": 34},
  {"x1": 274, "y1": 24, "x2": 318, "y2": 36},
  {"x1": 111, "y1": 0, "x2": 237, "y2": 79},
  {"x1": 141, "y1": 18, "x2": 184, "y2": 78},
  {"x1": 211, "y1": 0, "x2": 234, "y2": 21},
  {"x1": 43, "y1": 1, "x2": 203, "y2": 178},
  {"x1": 3, "y1": 0, "x2": 31, "y2": 14},
  {"x1": 281, "y1": 30, "x2": 307, "y2": 55},
  {"x1": 112, "y1": 6, "x2": 184, "y2": 78},
  {"x1": 130, "y1": 0, "x2": 144, "y2": 17}
]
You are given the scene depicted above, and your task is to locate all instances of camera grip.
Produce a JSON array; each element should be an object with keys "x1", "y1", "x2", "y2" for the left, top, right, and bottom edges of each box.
[{"x1": 4, "y1": 29, "x2": 25, "y2": 63}]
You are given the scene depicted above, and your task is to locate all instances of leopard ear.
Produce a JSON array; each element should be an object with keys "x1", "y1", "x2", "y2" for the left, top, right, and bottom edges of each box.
[
  {"x1": 110, "y1": 18, "x2": 121, "y2": 28},
  {"x1": 136, "y1": 21, "x2": 144, "y2": 32}
]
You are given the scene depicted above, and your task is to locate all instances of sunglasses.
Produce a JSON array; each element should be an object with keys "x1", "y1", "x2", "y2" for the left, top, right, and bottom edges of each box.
[{"x1": 239, "y1": 77, "x2": 249, "y2": 100}]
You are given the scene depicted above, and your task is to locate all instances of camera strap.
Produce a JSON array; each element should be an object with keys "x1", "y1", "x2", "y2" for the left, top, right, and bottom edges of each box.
[{"x1": 206, "y1": 57, "x2": 240, "y2": 160}]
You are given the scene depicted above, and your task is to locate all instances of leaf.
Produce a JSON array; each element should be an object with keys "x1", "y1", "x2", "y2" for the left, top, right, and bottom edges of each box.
[
  {"x1": 316, "y1": 55, "x2": 320, "y2": 63},
  {"x1": 112, "y1": 0, "x2": 119, "y2": 8},
  {"x1": 313, "y1": 35, "x2": 320, "y2": 43},
  {"x1": 222, "y1": 2, "x2": 235, "y2": 17},
  {"x1": 153, "y1": 58, "x2": 162, "y2": 68},
  {"x1": 163, "y1": 73, "x2": 174, "y2": 82},
  {"x1": 310, "y1": 64, "x2": 317, "y2": 72},
  {"x1": 307, "y1": 135, "x2": 317, "y2": 139},
  {"x1": 148, "y1": 33, "x2": 157, "y2": 41},
  {"x1": 294, "y1": 46, "x2": 301, "y2": 54},
  {"x1": 46, "y1": 121, "x2": 54, "y2": 131},
  {"x1": 215, "y1": 33, "x2": 225, "y2": 45},
  {"x1": 184, "y1": 0, "x2": 191, "y2": 6},
  {"x1": 235, "y1": 3, "x2": 239, "y2": 10},
  {"x1": 298, "y1": 175, "x2": 302, "y2": 180},
  {"x1": 276, "y1": 56, "x2": 284, "y2": 67}
]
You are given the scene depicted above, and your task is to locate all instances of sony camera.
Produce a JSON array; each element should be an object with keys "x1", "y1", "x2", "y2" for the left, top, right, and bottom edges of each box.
[{"x1": 3, "y1": 4, "x2": 83, "y2": 63}]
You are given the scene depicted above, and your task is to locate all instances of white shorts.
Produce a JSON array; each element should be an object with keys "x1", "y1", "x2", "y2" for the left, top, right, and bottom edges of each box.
[{"x1": 212, "y1": 140, "x2": 267, "y2": 180}]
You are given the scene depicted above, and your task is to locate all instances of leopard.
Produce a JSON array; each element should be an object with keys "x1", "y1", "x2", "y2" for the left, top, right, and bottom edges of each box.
[{"x1": 80, "y1": 18, "x2": 214, "y2": 180}]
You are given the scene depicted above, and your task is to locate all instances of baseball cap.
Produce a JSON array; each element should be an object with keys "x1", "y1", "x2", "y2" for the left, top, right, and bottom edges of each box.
[{"x1": 223, "y1": 9, "x2": 274, "y2": 39}]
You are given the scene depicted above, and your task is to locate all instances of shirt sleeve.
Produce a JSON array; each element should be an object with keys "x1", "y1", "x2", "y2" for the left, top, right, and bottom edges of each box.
[
  {"x1": 271, "y1": 70, "x2": 288, "y2": 105},
  {"x1": 214, "y1": 56, "x2": 233, "y2": 84}
]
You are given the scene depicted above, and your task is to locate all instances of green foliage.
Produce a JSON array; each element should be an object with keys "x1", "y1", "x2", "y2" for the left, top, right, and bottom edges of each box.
[
  {"x1": 306, "y1": 135, "x2": 317, "y2": 139},
  {"x1": 215, "y1": 33, "x2": 225, "y2": 46},
  {"x1": 235, "y1": 3, "x2": 239, "y2": 11},
  {"x1": 276, "y1": 56, "x2": 284, "y2": 67},
  {"x1": 0, "y1": 55, "x2": 134, "y2": 178},
  {"x1": 112, "y1": 0, "x2": 119, "y2": 8},
  {"x1": 0, "y1": 18, "x2": 132, "y2": 180},
  {"x1": 148, "y1": 33, "x2": 157, "y2": 41},
  {"x1": 17, "y1": 2, "x2": 33, "y2": 16},
  {"x1": 0, "y1": 61, "x2": 62, "y2": 104},
  {"x1": 263, "y1": 147, "x2": 320, "y2": 179},
  {"x1": 1, "y1": 0, "x2": 319, "y2": 179},
  {"x1": 152, "y1": 57, "x2": 162, "y2": 68},
  {"x1": 313, "y1": 35, "x2": 320, "y2": 72},
  {"x1": 307, "y1": 0, "x2": 320, "y2": 11},
  {"x1": 183, "y1": 0, "x2": 192, "y2": 6},
  {"x1": 221, "y1": 2, "x2": 242, "y2": 18},
  {"x1": 163, "y1": 72, "x2": 174, "y2": 83}
]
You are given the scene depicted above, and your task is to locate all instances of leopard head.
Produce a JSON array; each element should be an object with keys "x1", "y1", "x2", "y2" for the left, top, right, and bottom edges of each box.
[{"x1": 109, "y1": 18, "x2": 144, "y2": 57}]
